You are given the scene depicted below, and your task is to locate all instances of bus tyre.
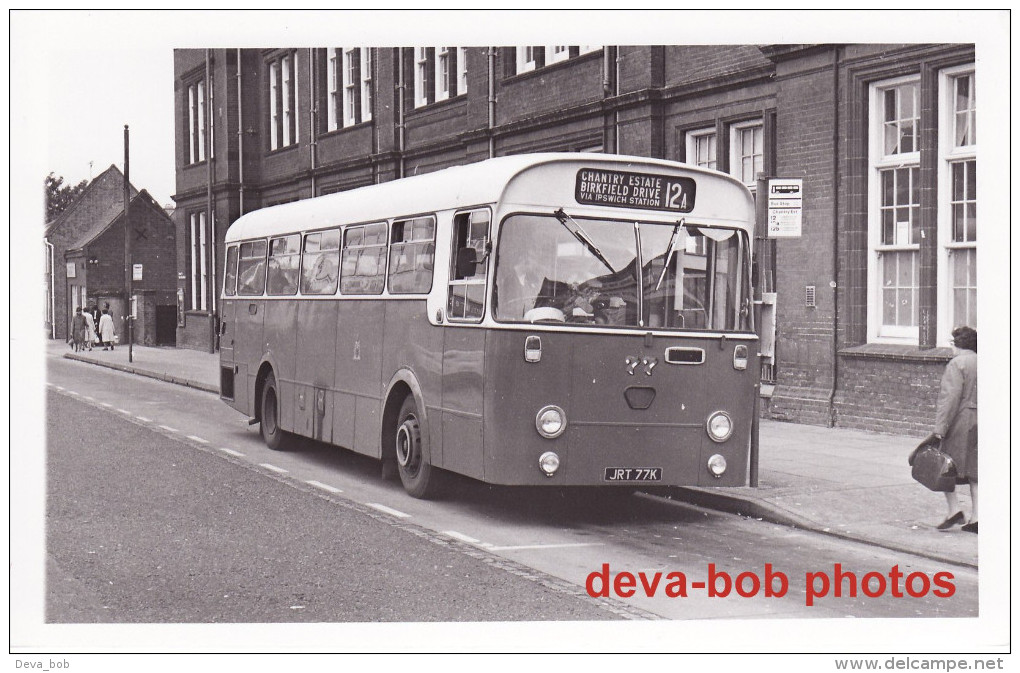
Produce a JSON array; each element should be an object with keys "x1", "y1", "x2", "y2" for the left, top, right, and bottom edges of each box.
[
  {"x1": 260, "y1": 372, "x2": 288, "y2": 451},
  {"x1": 394, "y1": 396, "x2": 440, "y2": 499}
]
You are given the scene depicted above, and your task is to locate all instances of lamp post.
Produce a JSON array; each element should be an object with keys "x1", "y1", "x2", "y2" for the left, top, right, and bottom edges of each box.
[{"x1": 124, "y1": 124, "x2": 133, "y2": 363}]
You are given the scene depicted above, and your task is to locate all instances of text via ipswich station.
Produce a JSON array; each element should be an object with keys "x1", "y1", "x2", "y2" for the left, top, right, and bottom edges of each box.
[{"x1": 586, "y1": 563, "x2": 956, "y2": 606}]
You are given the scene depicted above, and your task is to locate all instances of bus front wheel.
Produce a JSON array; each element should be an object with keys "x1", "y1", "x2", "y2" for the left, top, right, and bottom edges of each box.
[
  {"x1": 394, "y1": 395, "x2": 440, "y2": 499},
  {"x1": 260, "y1": 372, "x2": 288, "y2": 451}
]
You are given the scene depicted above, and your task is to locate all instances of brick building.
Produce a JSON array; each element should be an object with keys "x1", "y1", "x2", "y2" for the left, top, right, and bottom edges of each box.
[
  {"x1": 172, "y1": 44, "x2": 977, "y2": 434},
  {"x1": 45, "y1": 164, "x2": 178, "y2": 344}
]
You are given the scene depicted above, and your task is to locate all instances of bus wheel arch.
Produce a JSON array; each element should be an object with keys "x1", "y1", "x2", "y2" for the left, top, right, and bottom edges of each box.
[
  {"x1": 382, "y1": 377, "x2": 441, "y2": 499},
  {"x1": 255, "y1": 362, "x2": 289, "y2": 450}
]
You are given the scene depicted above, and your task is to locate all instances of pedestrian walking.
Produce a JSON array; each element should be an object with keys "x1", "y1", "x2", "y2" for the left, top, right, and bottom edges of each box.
[
  {"x1": 926, "y1": 326, "x2": 978, "y2": 533},
  {"x1": 82, "y1": 305, "x2": 98, "y2": 351},
  {"x1": 70, "y1": 307, "x2": 88, "y2": 352},
  {"x1": 98, "y1": 307, "x2": 116, "y2": 351}
]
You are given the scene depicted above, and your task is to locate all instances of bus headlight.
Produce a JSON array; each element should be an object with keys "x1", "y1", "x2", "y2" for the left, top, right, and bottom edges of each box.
[
  {"x1": 536, "y1": 405, "x2": 566, "y2": 438},
  {"x1": 707, "y1": 453, "x2": 727, "y2": 477},
  {"x1": 538, "y1": 451, "x2": 560, "y2": 477},
  {"x1": 706, "y1": 411, "x2": 733, "y2": 443}
]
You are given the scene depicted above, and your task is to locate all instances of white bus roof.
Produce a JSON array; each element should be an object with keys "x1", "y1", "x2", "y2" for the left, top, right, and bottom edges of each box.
[{"x1": 224, "y1": 153, "x2": 752, "y2": 243}]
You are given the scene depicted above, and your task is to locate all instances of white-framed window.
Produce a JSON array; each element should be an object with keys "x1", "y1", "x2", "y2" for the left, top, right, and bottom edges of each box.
[
  {"x1": 578, "y1": 45, "x2": 602, "y2": 55},
  {"x1": 360, "y1": 47, "x2": 373, "y2": 122},
  {"x1": 269, "y1": 51, "x2": 299, "y2": 150},
  {"x1": 547, "y1": 45, "x2": 570, "y2": 64},
  {"x1": 868, "y1": 75, "x2": 921, "y2": 342},
  {"x1": 457, "y1": 47, "x2": 468, "y2": 95},
  {"x1": 729, "y1": 120, "x2": 763, "y2": 189},
  {"x1": 189, "y1": 211, "x2": 208, "y2": 311},
  {"x1": 685, "y1": 128, "x2": 717, "y2": 170},
  {"x1": 187, "y1": 80, "x2": 207, "y2": 164},
  {"x1": 343, "y1": 48, "x2": 358, "y2": 127},
  {"x1": 436, "y1": 47, "x2": 451, "y2": 102},
  {"x1": 415, "y1": 47, "x2": 431, "y2": 108},
  {"x1": 516, "y1": 46, "x2": 538, "y2": 74},
  {"x1": 327, "y1": 49, "x2": 340, "y2": 131},
  {"x1": 937, "y1": 65, "x2": 977, "y2": 340}
]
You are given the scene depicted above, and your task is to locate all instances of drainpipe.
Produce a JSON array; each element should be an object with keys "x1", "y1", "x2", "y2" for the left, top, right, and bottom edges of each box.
[
  {"x1": 397, "y1": 48, "x2": 406, "y2": 178},
  {"x1": 488, "y1": 47, "x2": 496, "y2": 158},
  {"x1": 237, "y1": 48, "x2": 245, "y2": 216},
  {"x1": 309, "y1": 48, "x2": 317, "y2": 196},
  {"x1": 826, "y1": 46, "x2": 842, "y2": 427},
  {"x1": 45, "y1": 238, "x2": 55, "y2": 338},
  {"x1": 207, "y1": 49, "x2": 217, "y2": 326}
]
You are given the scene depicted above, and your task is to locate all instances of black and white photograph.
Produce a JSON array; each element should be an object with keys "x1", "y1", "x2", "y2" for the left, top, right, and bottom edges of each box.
[{"x1": 10, "y1": 9, "x2": 1012, "y2": 670}]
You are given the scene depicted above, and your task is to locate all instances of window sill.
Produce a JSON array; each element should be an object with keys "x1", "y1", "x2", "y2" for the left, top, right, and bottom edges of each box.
[
  {"x1": 320, "y1": 119, "x2": 373, "y2": 138},
  {"x1": 503, "y1": 50, "x2": 602, "y2": 84},
  {"x1": 409, "y1": 93, "x2": 467, "y2": 115},
  {"x1": 839, "y1": 343, "x2": 953, "y2": 363}
]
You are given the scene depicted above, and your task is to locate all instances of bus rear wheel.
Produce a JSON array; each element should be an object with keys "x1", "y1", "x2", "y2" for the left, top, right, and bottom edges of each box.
[
  {"x1": 260, "y1": 372, "x2": 289, "y2": 450},
  {"x1": 394, "y1": 395, "x2": 440, "y2": 499}
]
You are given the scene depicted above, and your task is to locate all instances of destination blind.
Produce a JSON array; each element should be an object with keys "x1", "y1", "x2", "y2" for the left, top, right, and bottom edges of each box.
[{"x1": 575, "y1": 168, "x2": 696, "y2": 213}]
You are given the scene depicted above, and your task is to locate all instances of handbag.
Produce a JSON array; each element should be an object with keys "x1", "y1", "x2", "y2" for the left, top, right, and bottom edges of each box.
[{"x1": 910, "y1": 443, "x2": 958, "y2": 492}]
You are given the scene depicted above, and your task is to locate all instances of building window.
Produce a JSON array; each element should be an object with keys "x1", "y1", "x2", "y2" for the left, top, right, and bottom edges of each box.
[
  {"x1": 516, "y1": 46, "x2": 539, "y2": 74},
  {"x1": 868, "y1": 76, "x2": 921, "y2": 342},
  {"x1": 361, "y1": 48, "x2": 373, "y2": 122},
  {"x1": 547, "y1": 45, "x2": 569, "y2": 64},
  {"x1": 268, "y1": 51, "x2": 298, "y2": 150},
  {"x1": 415, "y1": 47, "x2": 432, "y2": 108},
  {"x1": 343, "y1": 48, "x2": 358, "y2": 127},
  {"x1": 507, "y1": 46, "x2": 601, "y2": 77},
  {"x1": 327, "y1": 49, "x2": 340, "y2": 131},
  {"x1": 938, "y1": 66, "x2": 977, "y2": 338},
  {"x1": 730, "y1": 120, "x2": 763, "y2": 188},
  {"x1": 436, "y1": 47, "x2": 451, "y2": 102},
  {"x1": 457, "y1": 47, "x2": 468, "y2": 95},
  {"x1": 189, "y1": 211, "x2": 208, "y2": 310},
  {"x1": 187, "y1": 80, "x2": 208, "y2": 164},
  {"x1": 685, "y1": 128, "x2": 717, "y2": 170}
]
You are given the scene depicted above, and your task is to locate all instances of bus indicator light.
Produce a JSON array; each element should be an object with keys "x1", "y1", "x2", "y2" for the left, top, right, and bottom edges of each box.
[
  {"x1": 538, "y1": 451, "x2": 561, "y2": 477},
  {"x1": 524, "y1": 335, "x2": 542, "y2": 362},
  {"x1": 707, "y1": 454, "x2": 728, "y2": 477}
]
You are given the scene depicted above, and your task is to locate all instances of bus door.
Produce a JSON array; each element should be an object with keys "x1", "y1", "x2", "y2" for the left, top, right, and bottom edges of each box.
[
  {"x1": 219, "y1": 245, "x2": 240, "y2": 405},
  {"x1": 233, "y1": 240, "x2": 268, "y2": 416},
  {"x1": 441, "y1": 209, "x2": 491, "y2": 479}
]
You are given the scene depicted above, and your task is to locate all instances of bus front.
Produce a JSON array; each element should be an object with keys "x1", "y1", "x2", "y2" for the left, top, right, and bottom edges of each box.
[{"x1": 482, "y1": 159, "x2": 758, "y2": 488}]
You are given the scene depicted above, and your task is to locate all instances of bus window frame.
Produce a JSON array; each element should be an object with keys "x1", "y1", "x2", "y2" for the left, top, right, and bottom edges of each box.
[
  {"x1": 340, "y1": 221, "x2": 389, "y2": 296},
  {"x1": 223, "y1": 244, "x2": 239, "y2": 297},
  {"x1": 299, "y1": 226, "x2": 342, "y2": 296},
  {"x1": 387, "y1": 214, "x2": 437, "y2": 296},
  {"x1": 236, "y1": 239, "x2": 269, "y2": 297},
  {"x1": 491, "y1": 210, "x2": 754, "y2": 333},
  {"x1": 447, "y1": 207, "x2": 492, "y2": 324},
  {"x1": 266, "y1": 233, "x2": 302, "y2": 296}
]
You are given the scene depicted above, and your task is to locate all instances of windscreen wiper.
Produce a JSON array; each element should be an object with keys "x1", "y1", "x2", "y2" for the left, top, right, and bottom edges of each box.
[
  {"x1": 654, "y1": 219, "x2": 685, "y2": 291},
  {"x1": 553, "y1": 208, "x2": 616, "y2": 274}
]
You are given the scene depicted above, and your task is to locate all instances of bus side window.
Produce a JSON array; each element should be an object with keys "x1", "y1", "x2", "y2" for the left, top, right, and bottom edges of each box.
[
  {"x1": 223, "y1": 245, "x2": 238, "y2": 297},
  {"x1": 237, "y1": 240, "x2": 268, "y2": 296},
  {"x1": 267, "y1": 234, "x2": 301, "y2": 295},
  {"x1": 300, "y1": 229, "x2": 341, "y2": 295},
  {"x1": 447, "y1": 209, "x2": 490, "y2": 321},
  {"x1": 340, "y1": 222, "x2": 387, "y2": 295},
  {"x1": 388, "y1": 216, "x2": 436, "y2": 294}
]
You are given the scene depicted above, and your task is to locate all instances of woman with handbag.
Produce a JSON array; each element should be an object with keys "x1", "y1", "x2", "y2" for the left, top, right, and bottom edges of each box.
[{"x1": 925, "y1": 326, "x2": 978, "y2": 533}]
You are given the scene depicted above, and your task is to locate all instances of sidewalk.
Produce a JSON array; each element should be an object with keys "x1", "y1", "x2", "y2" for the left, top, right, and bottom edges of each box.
[{"x1": 52, "y1": 340, "x2": 977, "y2": 569}]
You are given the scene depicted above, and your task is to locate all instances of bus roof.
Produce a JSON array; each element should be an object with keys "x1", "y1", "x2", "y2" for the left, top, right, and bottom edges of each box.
[{"x1": 224, "y1": 153, "x2": 751, "y2": 243}]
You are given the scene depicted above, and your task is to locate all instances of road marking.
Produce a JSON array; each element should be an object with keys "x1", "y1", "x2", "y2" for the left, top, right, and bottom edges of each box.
[
  {"x1": 135, "y1": 416, "x2": 152, "y2": 422},
  {"x1": 101, "y1": 403, "x2": 113, "y2": 408},
  {"x1": 306, "y1": 480, "x2": 342, "y2": 494},
  {"x1": 84, "y1": 396, "x2": 96, "y2": 401},
  {"x1": 159, "y1": 425, "x2": 178, "y2": 432},
  {"x1": 219, "y1": 448, "x2": 245, "y2": 458},
  {"x1": 442, "y1": 530, "x2": 480, "y2": 544},
  {"x1": 117, "y1": 409, "x2": 132, "y2": 414},
  {"x1": 367, "y1": 503, "x2": 411, "y2": 519},
  {"x1": 55, "y1": 386, "x2": 65, "y2": 391},
  {"x1": 260, "y1": 463, "x2": 288, "y2": 474},
  {"x1": 67, "y1": 391, "x2": 79, "y2": 396},
  {"x1": 487, "y1": 542, "x2": 605, "y2": 552},
  {"x1": 187, "y1": 435, "x2": 210, "y2": 444}
]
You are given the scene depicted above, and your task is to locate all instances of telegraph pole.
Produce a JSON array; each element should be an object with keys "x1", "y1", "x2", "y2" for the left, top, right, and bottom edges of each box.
[{"x1": 124, "y1": 125, "x2": 133, "y2": 363}]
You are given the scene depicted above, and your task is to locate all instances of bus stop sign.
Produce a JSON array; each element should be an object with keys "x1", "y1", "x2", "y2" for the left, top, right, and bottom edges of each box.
[{"x1": 766, "y1": 178, "x2": 803, "y2": 238}]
